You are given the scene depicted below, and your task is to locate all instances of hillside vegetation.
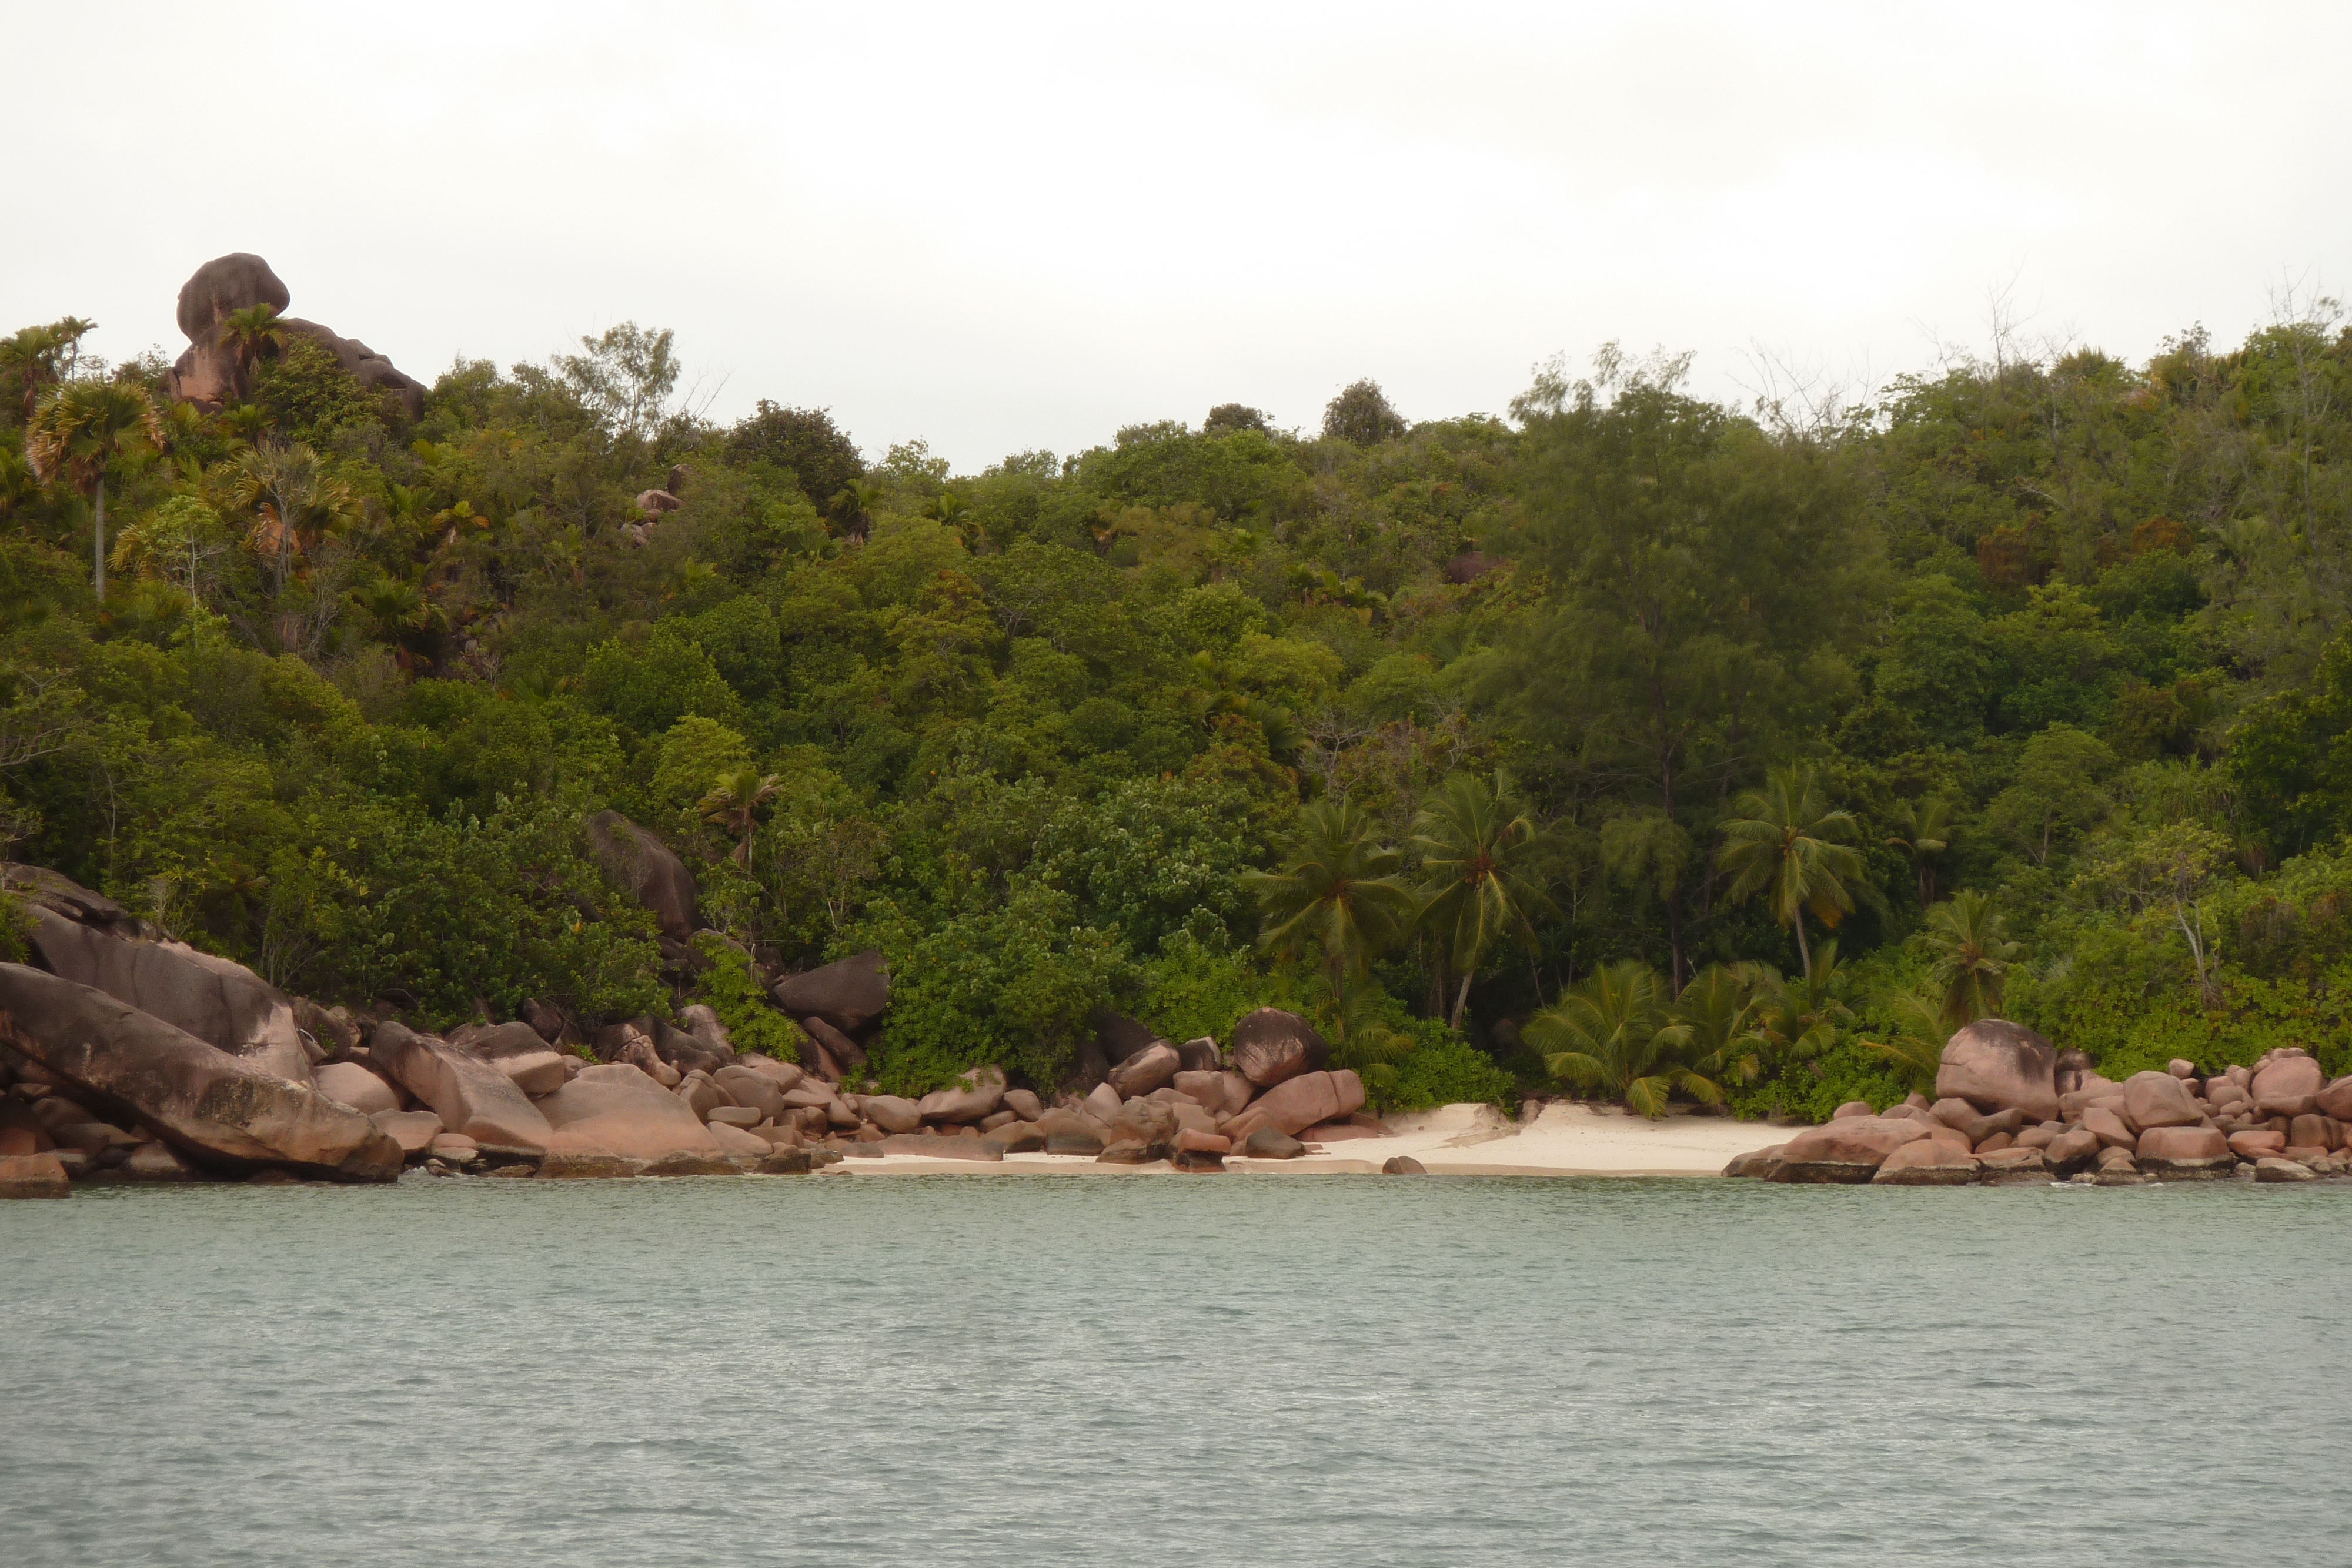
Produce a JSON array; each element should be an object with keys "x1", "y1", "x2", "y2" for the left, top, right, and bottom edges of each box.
[{"x1": 5, "y1": 298, "x2": 2351, "y2": 1114}]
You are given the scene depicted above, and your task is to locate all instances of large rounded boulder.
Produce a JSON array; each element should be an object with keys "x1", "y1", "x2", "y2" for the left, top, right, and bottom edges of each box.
[
  {"x1": 584, "y1": 811, "x2": 701, "y2": 942},
  {"x1": 1935, "y1": 1019, "x2": 2059, "y2": 1124},
  {"x1": 1231, "y1": 1008, "x2": 1331, "y2": 1089},
  {"x1": 2252, "y1": 1054, "x2": 2324, "y2": 1118},
  {"x1": 769, "y1": 950, "x2": 890, "y2": 1035},
  {"x1": 175, "y1": 252, "x2": 290, "y2": 340}
]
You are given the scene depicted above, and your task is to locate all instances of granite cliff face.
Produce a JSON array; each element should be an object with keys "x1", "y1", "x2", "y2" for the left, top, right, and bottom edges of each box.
[{"x1": 162, "y1": 252, "x2": 427, "y2": 417}]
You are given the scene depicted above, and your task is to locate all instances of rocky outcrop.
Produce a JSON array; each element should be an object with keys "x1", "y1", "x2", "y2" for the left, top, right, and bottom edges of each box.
[
  {"x1": 447, "y1": 1021, "x2": 572, "y2": 1096},
  {"x1": 22, "y1": 900, "x2": 310, "y2": 1083},
  {"x1": 537, "y1": 1062, "x2": 724, "y2": 1161},
  {"x1": 1105, "y1": 1042, "x2": 1179, "y2": 1099},
  {"x1": 0, "y1": 1151, "x2": 71, "y2": 1198},
  {"x1": 770, "y1": 950, "x2": 890, "y2": 1035},
  {"x1": 1731, "y1": 1040, "x2": 2352, "y2": 1187},
  {"x1": 2252, "y1": 1055, "x2": 2324, "y2": 1118},
  {"x1": 370, "y1": 1022, "x2": 552, "y2": 1156},
  {"x1": 1768, "y1": 1115, "x2": 1929, "y2": 1182},
  {"x1": 0, "y1": 963, "x2": 399, "y2": 1180},
  {"x1": 1935, "y1": 1019, "x2": 2059, "y2": 1124},
  {"x1": 584, "y1": 811, "x2": 702, "y2": 942},
  {"x1": 1231, "y1": 1008, "x2": 1329, "y2": 1088},
  {"x1": 1870, "y1": 1139, "x2": 1979, "y2": 1185},
  {"x1": 162, "y1": 253, "x2": 426, "y2": 417},
  {"x1": 915, "y1": 1065, "x2": 1004, "y2": 1124},
  {"x1": 315, "y1": 1061, "x2": 400, "y2": 1116}
]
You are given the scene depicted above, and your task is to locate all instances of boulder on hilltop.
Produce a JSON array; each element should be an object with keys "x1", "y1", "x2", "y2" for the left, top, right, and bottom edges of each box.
[{"x1": 162, "y1": 252, "x2": 426, "y2": 417}]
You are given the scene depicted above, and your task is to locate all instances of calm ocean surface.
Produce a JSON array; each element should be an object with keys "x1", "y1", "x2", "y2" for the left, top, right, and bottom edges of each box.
[{"x1": 4, "y1": 1172, "x2": 2346, "y2": 1567}]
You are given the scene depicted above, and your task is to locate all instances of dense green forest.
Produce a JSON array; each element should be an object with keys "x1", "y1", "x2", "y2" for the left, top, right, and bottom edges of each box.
[{"x1": 6, "y1": 296, "x2": 2352, "y2": 1117}]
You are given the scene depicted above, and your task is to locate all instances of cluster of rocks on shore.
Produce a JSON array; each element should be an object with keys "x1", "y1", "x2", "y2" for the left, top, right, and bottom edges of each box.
[
  {"x1": 0, "y1": 863, "x2": 1412, "y2": 1198},
  {"x1": 1725, "y1": 1019, "x2": 2352, "y2": 1187}
]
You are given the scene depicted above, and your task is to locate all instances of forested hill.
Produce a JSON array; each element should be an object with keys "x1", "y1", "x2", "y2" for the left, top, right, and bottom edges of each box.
[{"x1": 5, "y1": 276, "x2": 2351, "y2": 1115}]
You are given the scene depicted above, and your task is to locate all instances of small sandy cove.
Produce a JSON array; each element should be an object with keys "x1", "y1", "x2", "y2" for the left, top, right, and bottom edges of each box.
[{"x1": 830, "y1": 1102, "x2": 1779, "y2": 1178}]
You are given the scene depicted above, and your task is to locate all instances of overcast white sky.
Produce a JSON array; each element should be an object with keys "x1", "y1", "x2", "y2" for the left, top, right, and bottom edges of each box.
[{"x1": 9, "y1": 2, "x2": 2346, "y2": 470}]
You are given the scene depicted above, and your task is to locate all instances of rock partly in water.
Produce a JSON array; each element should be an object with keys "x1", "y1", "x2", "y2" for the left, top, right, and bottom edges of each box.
[
  {"x1": 1976, "y1": 1146, "x2": 2050, "y2": 1184},
  {"x1": 2136, "y1": 1124, "x2": 2234, "y2": 1178},
  {"x1": 535, "y1": 1062, "x2": 725, "y2": 1162},
  {"x1": 0, "y1": 964, "x2": 399, "y2": 1180},
  {"x1": 1768, "y1": 1116, "x2": 1929, "y2": 1183},
  {"x1": 1382, "y1": 1155, "x2": 1429, "y2": 1175},
  {"x1": 1870, "y1": 1140, "x2": 1980, "y2": 1185},
  {"x1": 372, "y1": 1022, "x2": 552, "y2": 1156},
  {"x1": 0, "y1": 1151, "x2": 70, "y2": 1198},
  {"x1": 372, "y1": 1108, "x2": 442, "y2": 1158}
]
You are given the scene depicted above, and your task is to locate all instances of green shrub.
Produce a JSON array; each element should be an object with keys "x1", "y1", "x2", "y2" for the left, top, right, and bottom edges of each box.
[
  {"x1": 690, "y1": 934, "x2": 805, "y2": 1061},
  {"x1": 1380, "y1": 1016, "x2": 1517, "y2": 1111}
]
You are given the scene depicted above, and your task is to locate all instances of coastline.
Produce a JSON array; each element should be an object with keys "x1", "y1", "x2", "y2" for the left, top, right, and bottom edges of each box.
[{"x1": 814, "y1": 1102, "x2": 1772, "y2": 1179}]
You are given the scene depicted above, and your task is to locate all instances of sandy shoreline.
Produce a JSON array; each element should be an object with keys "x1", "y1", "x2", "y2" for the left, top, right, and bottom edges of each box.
[{"x1": 821, "y1": 1102, "x2": 1780, "y2": 1178}]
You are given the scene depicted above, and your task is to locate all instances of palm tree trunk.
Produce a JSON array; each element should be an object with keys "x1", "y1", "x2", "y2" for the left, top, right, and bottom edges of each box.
[
  {"x1": 1449, "y1": 971, "x2": 1474, "y2": 1030},
  {"x1": 1792, "y1": 905, "x2": 1810, "y2": 978},
  {"x1": 93, "y1": 475, "x2": 106, "y2": 599}
]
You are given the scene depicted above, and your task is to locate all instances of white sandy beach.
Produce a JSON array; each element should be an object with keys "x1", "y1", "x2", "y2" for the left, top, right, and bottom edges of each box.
[{"x1": 825, "y1": 1101, "x2": 1785, "y2": 1178}]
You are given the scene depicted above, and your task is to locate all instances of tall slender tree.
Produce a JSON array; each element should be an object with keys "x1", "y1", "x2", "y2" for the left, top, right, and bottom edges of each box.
[
  {"x1": 25, "y1": 380, "x2": 162, "y2": 597},
  {"x1": 1717, "y1": 764, "x2": 1871, "y2": 974},
  {"x1": 1410, "y1": 770, "x2": 1555, "y2": 1027},
  {"x1": 1885, "y1": 796, "x2": 1953, "y2": 907}
]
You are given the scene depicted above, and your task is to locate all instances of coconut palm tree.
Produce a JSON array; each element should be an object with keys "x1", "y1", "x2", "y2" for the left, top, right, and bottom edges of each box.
[
  {"x1": 700, "y1": 765, "x2": 783, "y2": 865},
  {"x1": 1674, "y1": 964, "x2": 1768, "y2": 1089},
  {"x1": 1717, "y1": 764, "x2": 1872, "y2": 975},
  {"x1": 1920, "y1": 890, "x2": 2022, "y2": 1028},
  {"x1": 1527, "y1": 960, "x2": 1720, "y2": 1118},
  {"x1": 1885, "y1": 796, "x2": 1953, "y2": 908},
  {"x1": 1410, "y1": 770, "x2": 1555, "y2": 1027},
  {"x1": 1243, "y1": 797, "x2": 1416, "y2": 987},
  {"x1": 25, "y1": 380, "x2": 163, "y2": 597}
]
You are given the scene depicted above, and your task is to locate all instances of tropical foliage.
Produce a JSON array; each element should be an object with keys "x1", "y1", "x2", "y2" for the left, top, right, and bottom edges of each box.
[{"x1": 6, "y1": 295, "x2": 2352, "y2": 1111}]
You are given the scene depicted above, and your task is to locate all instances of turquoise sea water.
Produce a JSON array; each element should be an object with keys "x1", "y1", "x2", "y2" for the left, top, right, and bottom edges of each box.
[{"x1": 3, "y1": 1172, "x2": 2346, "y2": 1567}]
